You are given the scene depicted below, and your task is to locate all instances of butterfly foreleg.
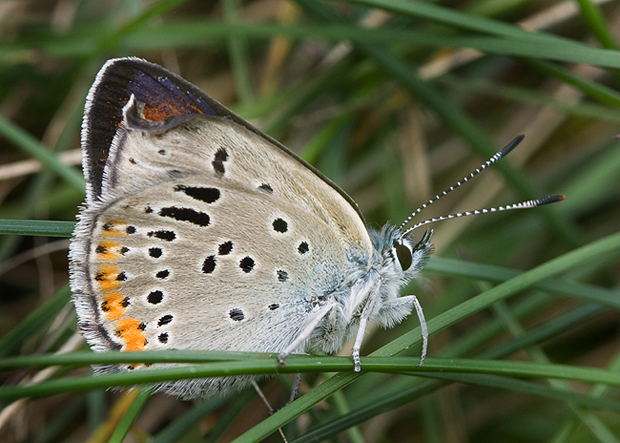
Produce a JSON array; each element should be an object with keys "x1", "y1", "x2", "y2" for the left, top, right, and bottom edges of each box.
[{"x1": 351, "y1": 278, "x2": 382, "y2": 372}]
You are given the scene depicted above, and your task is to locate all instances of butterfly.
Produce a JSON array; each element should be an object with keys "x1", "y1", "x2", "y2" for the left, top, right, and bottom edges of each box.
[{"x1": 69, "y1": 58, "x2": 563, "y2": 399}]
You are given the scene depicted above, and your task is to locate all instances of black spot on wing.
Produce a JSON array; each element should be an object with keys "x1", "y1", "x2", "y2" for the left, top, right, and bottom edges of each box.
[
  {"x1": 149, "y1": 247, "x2": 163, "y2": 258},
  {"x1": 203, "y1": 255, "x2": 216, "y2": 274},
  {"x1": 239, "y1": 257, "x2": 255, "y2": 273},
  {"x1": 155, "y1": 269, "x2": 170, "y2": 279},
  {"x1": 175, "y1": 185, "x2": 221, "y2": 203},
  {"x1": 218, "y1": 241, "x2": 233, "y2": 255},
  {"x1": 159, "y1": 207, "x2": 210, "y2": 227},
  {"x1": 212, "y1": 148, "x2": 228, "y2": 175},
  {"x1": 147, "y1": 290, "x2": 164, "y2": 304},
  {"x1": 147, "y1": 230, "x2": 176, "y2": 241},
  {"x1": 158, "y1": 315, "x2": 173, "y2": 326},
  {"x1": 258, "y1": 183, "x2": 273, "y2": 194},
  {"x1": 272, "y1": 218, "x2": 288, "y2": 233},
  {"x1": 229, "y1": 308, "x2": 244, "y2": 321}
]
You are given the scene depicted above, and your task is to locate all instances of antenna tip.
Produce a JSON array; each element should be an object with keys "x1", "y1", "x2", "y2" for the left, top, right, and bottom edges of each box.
[
  {"x1": 538, "y1": 194, "x2": 566, "y2": 205},
  {"x1": 499, "y1": 134, "x2": 525, "y2": 157}
]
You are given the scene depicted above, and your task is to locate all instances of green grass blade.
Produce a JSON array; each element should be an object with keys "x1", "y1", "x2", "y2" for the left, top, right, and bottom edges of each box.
[{"x1": 0, "y1": 220, "x2": 75, "y2": 237}]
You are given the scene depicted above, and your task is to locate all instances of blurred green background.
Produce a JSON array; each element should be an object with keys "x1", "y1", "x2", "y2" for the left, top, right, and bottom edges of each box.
[{"x1": 0, "y1": 1, "x2": 620, "y2": 442}]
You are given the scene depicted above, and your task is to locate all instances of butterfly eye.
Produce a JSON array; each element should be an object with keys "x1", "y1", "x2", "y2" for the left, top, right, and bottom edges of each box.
[{"x1": 393, "y1": 241, "x2": 412, "y2": 271}]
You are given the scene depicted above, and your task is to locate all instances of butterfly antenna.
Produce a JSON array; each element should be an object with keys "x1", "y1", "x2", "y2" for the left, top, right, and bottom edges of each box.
[
  {"x1": 399, "y1": 135, "x2": 525, "y2": 231},
  {"x1": 402, "y1": 194, "x2": 565, "y2": 237}
]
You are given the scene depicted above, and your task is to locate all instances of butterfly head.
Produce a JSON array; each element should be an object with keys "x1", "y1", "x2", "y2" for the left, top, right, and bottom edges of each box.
[
  {"x1": 370, "y1": 225, "x2": 433, "y2": 278},
  {"x1": 394, "y1": 229, "x2": 434, "y2": 273}
]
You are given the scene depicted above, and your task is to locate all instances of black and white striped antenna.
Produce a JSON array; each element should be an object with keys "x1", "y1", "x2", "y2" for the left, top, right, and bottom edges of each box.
[{"x1": 400, "y1": 135, "x2": 565, "y2": 238}]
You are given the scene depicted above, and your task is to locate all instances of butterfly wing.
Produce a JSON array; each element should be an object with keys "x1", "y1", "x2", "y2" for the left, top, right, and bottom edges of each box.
[
  {"x1": 70, "y1": 58, "x2": 375, "y2": 396},
  {"x1": 82, "y1": 58, "x2": 362, "y2": 212}
]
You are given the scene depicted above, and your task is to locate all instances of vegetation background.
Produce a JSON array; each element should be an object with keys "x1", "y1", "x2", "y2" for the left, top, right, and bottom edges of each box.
[{"x1": 0, "y1": 0, "x2": 619, "y2": 442}]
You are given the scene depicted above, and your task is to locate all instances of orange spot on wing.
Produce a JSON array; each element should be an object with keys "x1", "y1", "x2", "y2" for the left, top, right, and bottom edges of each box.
[
  {"x1": 99, "y1": 281, "x2": 120, "y2": 292},
  {"x1": 142, "y1": 98, "x2": 203, "y2": 122},
  {"x1": 102, "y1": 291, "x2": 125, "y2": 320},
  {"x1": 96, "y1": 264, "x2": 121, "y2": 291},
  {"x1": 99, "y1": 264, "x2": 118, "y2": 274},
  {"x1": 102, "y1": 221, "x2": 127, "y2": 237},
  {"x1": 103, "y1": 230, "x2": 124, "y2": 238},
  {"x1": 96, "y1": 240, "x2": 120, "y2": 262},
  {"x1": 142, "y1": 104, "x2": 170, "y2": 121},
  {"x1": 115, "y1": 318, "x2": 146, "y2": 351}
]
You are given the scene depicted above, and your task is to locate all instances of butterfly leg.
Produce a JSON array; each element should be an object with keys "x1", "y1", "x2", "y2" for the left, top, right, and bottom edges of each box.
[
  {"x1": 398, "y1": 295, "x2": 428, "y2": 366},
  {"x1": 252, "y1": 380, "x2": 289, "y2": 443},
  {"x1": 278, "y1": 302, "x2": 336, "y2": 367},
  {"x1": 351, "y1": 280, "x2": 381, "y2": 372},
  {"x1": 288, "y1": 373, "x2": 301, "y2": 405}
]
